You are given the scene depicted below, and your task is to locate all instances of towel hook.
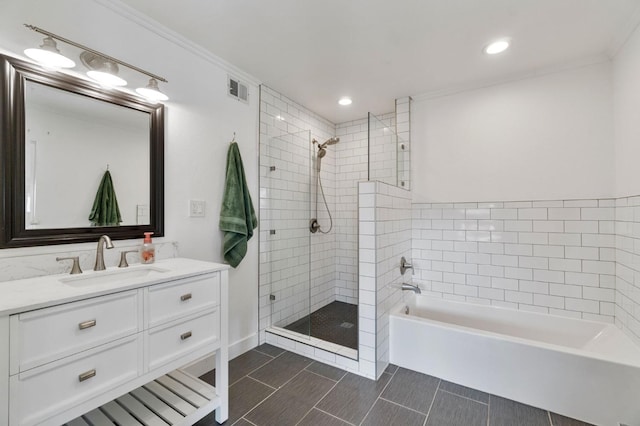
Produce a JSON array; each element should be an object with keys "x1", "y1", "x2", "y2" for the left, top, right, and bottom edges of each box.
[
  {"x1": 106, "y1": 163, "x2": 109, "y2": 171},
  {"x1": 231, "y1": 132, "x2": 236, "y2": 143}
]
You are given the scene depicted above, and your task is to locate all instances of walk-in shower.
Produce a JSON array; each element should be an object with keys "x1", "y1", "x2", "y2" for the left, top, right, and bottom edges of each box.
[
  {"x1": 259, "y1": 87, "x2": 411, "y2": 361},
  {"x1": 309, "y1": 137, "x2": 339, "y2": 234}
]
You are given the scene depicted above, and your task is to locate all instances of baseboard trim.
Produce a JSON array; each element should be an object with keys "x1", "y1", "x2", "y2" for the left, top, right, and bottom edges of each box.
[{"x1": 183, "y1": 333, "x2": 259, "y2": 377}]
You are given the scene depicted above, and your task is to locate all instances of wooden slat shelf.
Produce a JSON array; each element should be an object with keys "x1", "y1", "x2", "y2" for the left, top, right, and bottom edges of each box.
[{"x1": 65, "y1": 370, "x2": 220, "y2": 426}]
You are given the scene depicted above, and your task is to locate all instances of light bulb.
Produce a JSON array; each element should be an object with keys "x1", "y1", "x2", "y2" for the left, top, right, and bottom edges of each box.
[
  {"x1": 24, "y1": 37, "x2": 75, "y2": 68},
  {"x1": 136, "y1": 78, "x2": 169, "y2": 101}
]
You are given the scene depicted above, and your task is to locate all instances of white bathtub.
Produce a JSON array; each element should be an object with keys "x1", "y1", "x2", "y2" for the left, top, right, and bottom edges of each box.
[{"x1": 389, "y1": 295, "x2": 640, "y2": 426}]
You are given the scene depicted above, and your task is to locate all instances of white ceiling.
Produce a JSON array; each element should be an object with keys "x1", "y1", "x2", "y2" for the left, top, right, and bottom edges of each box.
[{"x1": 119, "y1": 0, "x2": 640, "y2": 123}]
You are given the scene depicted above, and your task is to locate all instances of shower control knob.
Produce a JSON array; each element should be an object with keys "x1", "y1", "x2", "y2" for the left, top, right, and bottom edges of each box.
[
  {"x1": 309, "y1": 218, "x2": 321, "y2": 233},
  {"x1": 400, "y1": 256, "x2": 413, "y2": 275}
]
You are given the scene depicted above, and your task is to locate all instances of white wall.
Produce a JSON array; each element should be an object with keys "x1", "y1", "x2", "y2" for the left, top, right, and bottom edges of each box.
[
  {"x1": 411, "y1": 62, "x2": 614, "y2": 203},
  {"x1": 613, "y1": 23, "x2": 640, "y2": 197},
  {"x1": 612, "y1": 23, "x2": 640, "y2": 346},
  {"x1": 0, "y1": 0, "x2": 260, "y2": 358}
]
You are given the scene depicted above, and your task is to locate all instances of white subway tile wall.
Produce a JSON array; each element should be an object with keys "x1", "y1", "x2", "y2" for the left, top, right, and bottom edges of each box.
[
  {"x1": 259, "y1": 86, "x2": 337, "y2": 338},
  {"x1": 334, "y1": 117, "x2": 371, "y2": 306},
  {"x1": 615, "y1": 196, "x2": 640, "y2": 346},
  {"x1": 412, "y1": 199, "x2": 618, "y2": 324},
  {"x1": 359, "y1": 181, "x2": 412, "y2": 378}
]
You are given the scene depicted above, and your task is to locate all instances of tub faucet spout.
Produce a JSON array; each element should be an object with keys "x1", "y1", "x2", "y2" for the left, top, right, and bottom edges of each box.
[{"x1": 401, "y1": 283, "x2": 421, "y2": 294}]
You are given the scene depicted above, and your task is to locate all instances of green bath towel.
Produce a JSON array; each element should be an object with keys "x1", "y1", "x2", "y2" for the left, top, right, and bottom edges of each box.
[
  {"x1": 220, "y1": 142, "x2": 257, "y2": 268},
  {"x1": 88, "y1": 170, "x2": 122, "y2": 226}
]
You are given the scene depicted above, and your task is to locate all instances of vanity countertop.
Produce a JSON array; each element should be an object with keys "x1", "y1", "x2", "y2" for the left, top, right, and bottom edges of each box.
[{"x1": 0, "y1": 257, "x2": 229, "y2": 316}]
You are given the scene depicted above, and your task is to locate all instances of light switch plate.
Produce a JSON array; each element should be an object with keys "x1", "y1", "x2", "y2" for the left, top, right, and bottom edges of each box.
[{"x1": 189, "y1": 200, "x2": 206, "y2": 217}]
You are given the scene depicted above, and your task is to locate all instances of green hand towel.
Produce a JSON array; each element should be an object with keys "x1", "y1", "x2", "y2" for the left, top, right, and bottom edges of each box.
[
  {"x1": 88, "y1": 170, "x2": 122, "y2": 226},
  {"x1": 219, "y1": 142, "x2": 257, "y2": 268}
]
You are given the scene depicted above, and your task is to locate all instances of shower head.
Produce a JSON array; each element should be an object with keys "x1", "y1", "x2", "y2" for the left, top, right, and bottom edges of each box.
[{"x1": 319, "y1": 137, "x2": 340, "y2": 148}]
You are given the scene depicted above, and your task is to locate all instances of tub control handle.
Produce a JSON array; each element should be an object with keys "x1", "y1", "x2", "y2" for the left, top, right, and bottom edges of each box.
[{"x1": 400, "y1": 256, "x2": 413, "y2": 275}]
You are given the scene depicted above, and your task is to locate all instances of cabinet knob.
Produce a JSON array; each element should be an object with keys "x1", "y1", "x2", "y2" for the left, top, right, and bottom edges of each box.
[
  {"x1": 180, "y1": 331, "x2": 192, "y2": 340},
  {"x1": 78, "y1": 369, "x2": 96, "y2": 382},
  {"x1": 180, "y1": 293, "x2": 192, "y2": 302},
  {"x1": 78, "y1": 319, "x2": 96, "y2": 330}
]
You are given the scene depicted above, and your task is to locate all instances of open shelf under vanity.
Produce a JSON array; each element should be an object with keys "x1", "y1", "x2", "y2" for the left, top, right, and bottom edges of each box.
[{"x1": 65, "y1": 369, "x2": 219, "y2": 426}]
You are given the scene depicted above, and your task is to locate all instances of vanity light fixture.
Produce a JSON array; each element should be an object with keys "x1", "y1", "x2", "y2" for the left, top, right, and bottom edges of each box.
[
  {"x1": 23, "y1": 24, "x2": 169, "y2": 101},
  {"x1": 23, "y1": 36, "x2": 75, "y2": 68},
  {"x1": 80, "y1": 52, "x2": 127, "y2": 87},
  {"x1": 484, "y1": 39, "x2": 510, "y2": 55},
  {"x1": 136, "y1": 78, "x2": 169, "y2": 102},
  {"x1": 338, "y1": 97, "x2": 352, "y2": 106}
]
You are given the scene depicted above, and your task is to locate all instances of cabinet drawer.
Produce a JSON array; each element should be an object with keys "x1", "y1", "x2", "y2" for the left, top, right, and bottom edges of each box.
[
  {"x1": 148, "y1": 309, "x2": 220, "y2": 371},
  {"x1": 10, "y1": 290, "x2": 140, "y2": 373},
  {"x1": 147, "y1": 273, "x2": 219, "y2": 327},
  {"x1": 10, "y1": 334, "x2": 141, "y2": 426}
]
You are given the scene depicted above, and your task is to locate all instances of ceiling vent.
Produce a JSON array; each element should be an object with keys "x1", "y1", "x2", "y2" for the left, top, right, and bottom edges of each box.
[{"x1": 228, "y1": 75, "x2": 248, "y2": 104}]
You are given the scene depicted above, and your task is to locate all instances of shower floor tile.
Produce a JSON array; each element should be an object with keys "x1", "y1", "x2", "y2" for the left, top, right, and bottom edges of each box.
[
  {"x1": 194, "y1": 347, "x2": 595, "y2": 426},
  {"x1": 283, "y1": 301, "x2": 358, "y2": 349}
]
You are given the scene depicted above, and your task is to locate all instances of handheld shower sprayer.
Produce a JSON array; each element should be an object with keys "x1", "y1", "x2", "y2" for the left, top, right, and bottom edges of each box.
[{"x1": 310, "y1": 137, "x2": 340, "y2": 233}]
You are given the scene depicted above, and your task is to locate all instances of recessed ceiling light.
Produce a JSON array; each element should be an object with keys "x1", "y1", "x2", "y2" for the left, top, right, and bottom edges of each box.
[
  {"x1": 484, "y1": 39, "x2": 510, "y2": 55},
  {"x1": 338, "y1": 97, "x2": 352, "y2": 106}
]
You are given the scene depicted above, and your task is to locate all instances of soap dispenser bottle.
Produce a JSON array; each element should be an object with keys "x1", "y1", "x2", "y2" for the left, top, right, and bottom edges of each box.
[{"x1": 140, "y1": 232, "x2": 155, "y2": 264}]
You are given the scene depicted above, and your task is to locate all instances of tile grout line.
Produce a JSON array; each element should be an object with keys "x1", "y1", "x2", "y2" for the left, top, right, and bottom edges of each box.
[
  {"x1": 303, "y1": 368, "x2": 341, "y2": 383},
  {"x1": 227, "y1": 352, "x2": 277, "y2": 387},
  {"x1": 243, "y1": 375, "x2": 278, "y2": 391},
  {"x1": 238, "y1": 359, "x2": 314, "y2": 424},
  {"x1": 437, "y1": 388, "x2": 489, "y2": 406},
  {"x1": 314, "y1": 407, "x2": 357, "y2": 426},
  {"x1": 378, "y1": 396, "x2": 431, "y2": 416},
  {"x1": 357, "y1": 367, "x2": 398, "y2": 425},
  {"x1": 547, "y1": 410, "x2": 553, "y2": 425},
  {"x1": 422, "y1": 379, "x2": 441, "y2": 426},
  {"x1": 238, "y1": 385, "x2": 278, "y2": 425},
  {"x1": 295, "y1": 374, "x2": 347, "y2": 426},
  {"x1": 487, "y1": 394, "x2": 491, "y2": 426},
  {"x1": 253, "y1": 347, "x2": 281, "y2": 358},
  {"x1": 235, "y1": 418, "x2": 258, "y2": 426}
]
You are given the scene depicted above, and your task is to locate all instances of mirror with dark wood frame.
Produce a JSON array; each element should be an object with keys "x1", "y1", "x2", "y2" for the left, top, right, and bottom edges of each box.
[{"x1": 0, "y1": 54, "x2": 164, "y2": 248}]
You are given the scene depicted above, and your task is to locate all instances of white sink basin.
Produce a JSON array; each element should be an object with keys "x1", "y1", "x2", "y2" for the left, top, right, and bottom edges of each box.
[{"x1": 60, "y1": 266, "x2": 169, "y2": 287}]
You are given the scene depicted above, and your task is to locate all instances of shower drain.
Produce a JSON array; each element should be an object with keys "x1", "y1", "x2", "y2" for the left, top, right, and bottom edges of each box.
[{"x1": 340, "y1": 322, "x2": 354, "y2": 329}]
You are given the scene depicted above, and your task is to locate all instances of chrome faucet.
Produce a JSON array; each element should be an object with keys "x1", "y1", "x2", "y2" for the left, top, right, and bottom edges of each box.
[
  {"x1": 94, "y1": 235, "x2": 114, "y2": 271},
  {"x1": 401, "y1": 283, "x2": 421, "y2": 294}
]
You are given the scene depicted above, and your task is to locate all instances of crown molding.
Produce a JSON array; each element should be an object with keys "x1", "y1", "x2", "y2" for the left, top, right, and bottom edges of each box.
[
  {"x1": 93, "y1": 0, "x2": 262, "y2": 87},
  {"x1": 411, "y1": 54, "x2": 610, "y2": 102},
  {"x1": 608, "y1": 3, "x2": 640, "y2": 58}
]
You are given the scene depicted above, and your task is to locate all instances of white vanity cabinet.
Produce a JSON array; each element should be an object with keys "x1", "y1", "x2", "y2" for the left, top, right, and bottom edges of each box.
[{"x1": 0, "y1": 258, "x2": 229, "y2": 426}]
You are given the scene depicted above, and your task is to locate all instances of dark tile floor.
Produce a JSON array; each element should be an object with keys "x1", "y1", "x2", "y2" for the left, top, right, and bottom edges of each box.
[
  {"x1": 195, "y1": 345, "x2": 594, "y2": 426},
  {"x1": 284, "y1": 301, "x2": 358, "y2": 349}
]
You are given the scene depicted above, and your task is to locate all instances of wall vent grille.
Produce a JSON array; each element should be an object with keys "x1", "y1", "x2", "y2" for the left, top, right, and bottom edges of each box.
[{"x1": 228, "y1": 75, "x2": 249, "y2": 103}]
